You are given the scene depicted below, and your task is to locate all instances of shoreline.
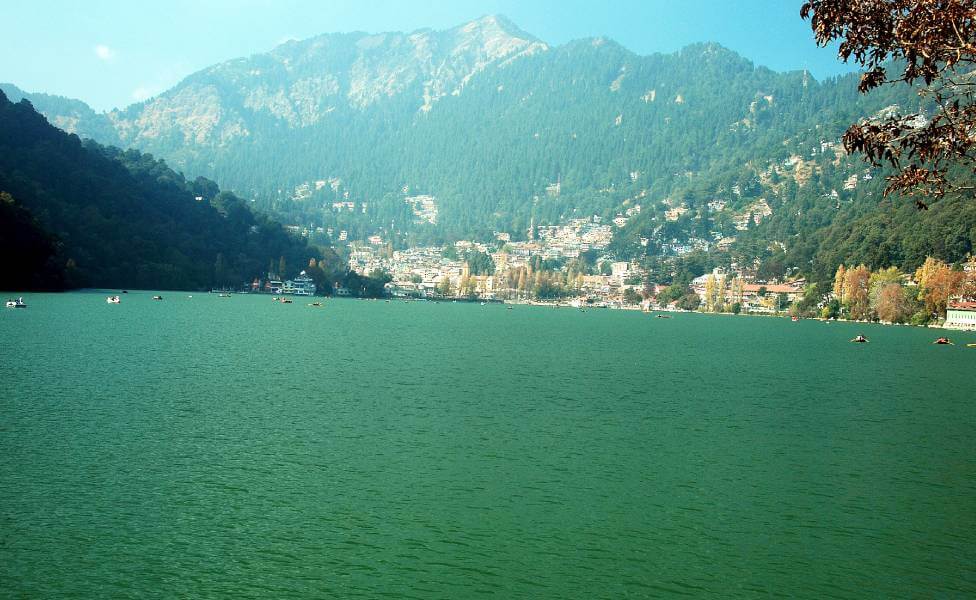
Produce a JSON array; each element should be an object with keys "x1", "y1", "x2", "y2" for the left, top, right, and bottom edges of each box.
[{"x1": 6, "y1": 288, "x2": 974, "y2": 333}]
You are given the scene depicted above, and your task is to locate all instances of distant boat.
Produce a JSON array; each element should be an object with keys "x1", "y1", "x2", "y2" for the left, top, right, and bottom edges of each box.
[
  {"x1": 308, "y1": 301, "x2": 323, "y2": 307},
  {"x1": 106, "y1": 296, "x2": 121, "y2": 304},
  {"x1": 655, "y1": 314, "x2": 671, "y2": 319},
  {"x1": 967, "y1": 343, "x2": 976, "y2": 348},
  {"x1": 933, "y1": 337, "x2": 954, "y2": 345},
  {"x1": 791, "y1": 316, "x2": 799, "y2": 322},
  {"x1": 851, "y1": 334, "x2": 868, "y2": 343},
  {"x1": 218, "y1": 293, "x2": 231, "y2": 298},
  {"x1": 5, "y1": 297, "x2": 26, "y2": 308},
  {"x1": 152, "y1": 295, "x2": 163, "y2": 300}
]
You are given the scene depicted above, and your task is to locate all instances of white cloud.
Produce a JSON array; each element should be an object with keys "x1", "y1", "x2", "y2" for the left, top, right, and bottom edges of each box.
[
  {"x1": 94, "y1": 44, "x2": 115, "y2": 61},
  {"x1": 131, "y1": 86, "x2": 154, "y2": 101}
]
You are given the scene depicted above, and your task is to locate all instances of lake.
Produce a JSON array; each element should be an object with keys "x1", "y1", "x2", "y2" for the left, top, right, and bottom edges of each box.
[{"x1": 1, "y1": 291, "x2": 974, "y2": 597}]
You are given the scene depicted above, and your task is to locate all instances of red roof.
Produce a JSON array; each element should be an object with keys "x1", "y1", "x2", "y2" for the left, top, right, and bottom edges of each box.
[{"x1": 948, "y1": 301, "x2": 976, "y2": 310}]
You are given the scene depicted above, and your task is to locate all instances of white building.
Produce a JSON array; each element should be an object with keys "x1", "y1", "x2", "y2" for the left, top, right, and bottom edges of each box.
[
  {"x1": 945, "y1": 302, "x2": 976, "y2": 330},
  {"x1": 282, "y1": 271, "x2": 317, "y2": 296}
]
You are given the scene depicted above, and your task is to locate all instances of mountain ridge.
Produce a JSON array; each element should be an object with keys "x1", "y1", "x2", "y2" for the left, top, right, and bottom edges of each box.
[{"x1": 6, "y1": 15, "x2": 972, "y2": 284}]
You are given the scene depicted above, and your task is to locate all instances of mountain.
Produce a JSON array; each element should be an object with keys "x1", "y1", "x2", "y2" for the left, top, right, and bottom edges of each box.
[
  {"x1": 0, "y1": 82, "x2": 119, "y2": 145},
  {"x1": 0, "y1": 89, "x2": 320, "y2": 291},
  {"x1": 6, "y1": 16, "x2": 973, "y2": 282}
]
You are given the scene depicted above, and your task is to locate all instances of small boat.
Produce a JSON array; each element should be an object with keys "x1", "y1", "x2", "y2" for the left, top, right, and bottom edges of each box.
[
  {"x1": 967, "y1": 343, "x2": 976, "y2": 348},
  {"x1": 152, "y1": 295, "x2": 163, "y2": 300},
  {"x1": 308, "y1": 302, "x2": 322, "y2": 307},
  {"x1": 933, "y1": 337, "x2": 954, "y2": 345},
  {"x1": 656, "y1": 314, "x2": 671, "y2": 319},
  {"x1": 5, "y1": 297, "x2": 26, "y2": 308},
  {"x1": 850, "y1": 334, "x2": 868, "y2": 343},
  {"x1": 122, "y1": 290, "x2": 128, "y2": 294},
  {"x1": 218, "y1": 293, "x2": 231, "y2": 298},
  {"x1": 106, "y1": 295, "x2": 121, "y2": 304},
  {"x1": 506, "y1": 305, "x2": 513, "y2": 310},
  {"x1": 480, "y1": 302, "x2": 486, "y2": 306},
  {"x1": 791, "y1": 316, "x2": 799, "y2": 322}
]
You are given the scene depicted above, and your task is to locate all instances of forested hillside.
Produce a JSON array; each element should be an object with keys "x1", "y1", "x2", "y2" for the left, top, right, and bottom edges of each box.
[
  {"x1": 4, "y1": 15, "x2": 974, "y2": 284},
  {"x1": 0, "y1": 90, "x2": 317, "y2": 290}
]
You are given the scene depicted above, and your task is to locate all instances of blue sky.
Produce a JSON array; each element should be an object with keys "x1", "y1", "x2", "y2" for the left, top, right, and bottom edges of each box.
[{"x1": 2, "y1": 0, "x2": 853, "y2": 111}]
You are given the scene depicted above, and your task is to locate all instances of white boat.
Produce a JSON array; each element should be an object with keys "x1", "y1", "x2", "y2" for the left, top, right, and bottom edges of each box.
[
  {"x1": 5, "y1": 297, "x2": 26, "y2": 308},
  {"x1": 106, "y1": 295, "x2": 121, "y2": 304}
]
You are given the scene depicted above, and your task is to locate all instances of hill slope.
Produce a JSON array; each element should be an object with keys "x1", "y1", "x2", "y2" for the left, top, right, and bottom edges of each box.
[
  {"x1": 0, "y1": 90, "x2": 317, "y2": 290},
  {"x1": 5, "y1": 16, "x2": 973, "y2": 282}
]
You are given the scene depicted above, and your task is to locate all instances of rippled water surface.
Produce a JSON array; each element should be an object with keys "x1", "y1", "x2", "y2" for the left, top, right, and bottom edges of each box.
[{"x1": 2, "y1": 292, "x2": 975, "y2": 598}]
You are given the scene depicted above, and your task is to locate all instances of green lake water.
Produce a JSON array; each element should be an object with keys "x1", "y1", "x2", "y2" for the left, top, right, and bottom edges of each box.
[{"x1": 1, "y1": 291, "x2": 974, "y2": 598}]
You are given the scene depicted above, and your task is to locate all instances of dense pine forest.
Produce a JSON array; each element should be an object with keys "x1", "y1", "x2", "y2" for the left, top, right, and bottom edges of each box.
[{"x1": 0, "y1": 90, "x2": 320, "y2": 290}]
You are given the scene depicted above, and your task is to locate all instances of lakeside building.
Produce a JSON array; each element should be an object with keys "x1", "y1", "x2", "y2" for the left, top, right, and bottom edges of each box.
[
  {"x1": 282, "y1": 271, "x2": 317, "y2": 296},
  {"x1": 944, "y1": 302, "x2": 976, "y2": 330}
]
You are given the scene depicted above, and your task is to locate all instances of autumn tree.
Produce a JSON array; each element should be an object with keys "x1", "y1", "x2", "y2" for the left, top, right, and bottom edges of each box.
[
  {"x1": 704, "y1": 274, "x2": 718, "y2": 312},
  {"x1": 843, "y1": 264, "x2": 872, "y2": 319},
  {"x1": 833, "y1": 264, "x2": 847, "y2": 302},
  {"x1": 730, "y1": 276, "x2": 745, "y2": 306},
  {"x1": 716, "y1": 275, "x2": 728, "y2": 311},
  {"x1": 915, "y1": 258, "x2": 966, "y2": 316},
  {"x1": 874, "y1": 282, "x2": 912, "y2": 322},
  {"x1": 802, "y1": 0, "x2": 976, "y2": 204}
]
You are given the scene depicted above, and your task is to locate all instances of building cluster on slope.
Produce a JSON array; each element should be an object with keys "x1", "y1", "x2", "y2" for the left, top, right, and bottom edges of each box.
[{"x1": 344, "y1": 215, "x2": 646, "y2": 304}]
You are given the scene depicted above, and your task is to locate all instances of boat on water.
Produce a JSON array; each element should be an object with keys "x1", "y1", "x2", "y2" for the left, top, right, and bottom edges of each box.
[
  {"x1": 655, "y1": 314, "x2": 671, "y2": 319},
  {"x1": 308, "y1": 301, "x2": 323, "y2": 307},
  {"x1": 106, "y1": 295, "x2": 121, "y2": 304},
  {"x1": 967, "y1": 343, "x2": 976, "y2": 348},
  {"x1": 851, "y1": 334, "x2": 868, "y2": 343},
  {"x1": 5, "y1": 297, "x2": 26, "y2": 308},
  {"x1": 791, "y1": 316, "x2": 799, "y2": 322},
  {"x1": 218, "y1": 293, "x2": 231, "y2": 298},
  {"x1": 933, "y1": 337, "x2": 954, "y2": 345},
  {"x1": 152, "y1": 295, "x2": 163, "y2": 300}
]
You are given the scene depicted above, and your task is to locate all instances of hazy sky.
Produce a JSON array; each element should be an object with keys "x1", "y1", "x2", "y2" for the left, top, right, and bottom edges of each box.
[{"x1": 2, "y1": 0, "x2": 853, "y2": 111}]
